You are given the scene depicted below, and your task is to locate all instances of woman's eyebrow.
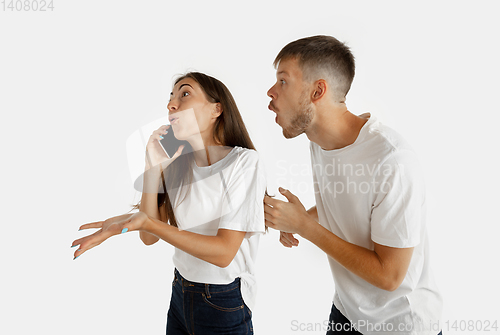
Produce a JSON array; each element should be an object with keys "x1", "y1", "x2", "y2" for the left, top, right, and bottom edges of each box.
[{"x1": 170, "y1": 83, "x2": 194, "y2": 96}]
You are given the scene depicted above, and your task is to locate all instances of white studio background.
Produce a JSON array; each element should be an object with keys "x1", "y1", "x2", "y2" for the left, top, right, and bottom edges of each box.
[{"x1": 1, "y1": 1, "x2": 499, "y2": 334}]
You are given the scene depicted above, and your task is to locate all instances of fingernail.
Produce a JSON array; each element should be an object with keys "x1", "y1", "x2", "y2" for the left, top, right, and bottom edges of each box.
[
  {"x1": 71, "y1": 245, "x2": 78, "y2": 248},
  {"x1": 73, "y1": 255, "x2": 80, "y2": 260},
  {"x1": 121, "y1": 228, "x2": 128, "y2": 234},
  {"x1": 78, "y1": 229, "x2": 83, "y2": 231},
  {"x1": 159, "y1": 135, "x2": 164, "y2": 139},
  {"x1": 77, "y1": 249, "x2": 81, "y2": 252}
]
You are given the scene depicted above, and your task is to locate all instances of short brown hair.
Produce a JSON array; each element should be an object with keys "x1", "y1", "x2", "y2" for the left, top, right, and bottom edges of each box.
[{"x1": 273, "y1": 35, "x2": 355, "y2": 102}]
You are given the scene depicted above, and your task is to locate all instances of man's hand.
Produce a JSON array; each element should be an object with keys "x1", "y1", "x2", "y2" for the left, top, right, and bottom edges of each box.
[
  {"x1": 71, "y1": 212, "x2": 149, "y2": 260},
  {"x1": 264, "y1": 187, "x2": 314, "y2": 235}
]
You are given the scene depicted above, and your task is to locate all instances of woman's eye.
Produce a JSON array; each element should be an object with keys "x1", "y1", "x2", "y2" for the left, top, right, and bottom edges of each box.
[{"x1": 182, "y1": 91, "x2": 190, "y2": 97}]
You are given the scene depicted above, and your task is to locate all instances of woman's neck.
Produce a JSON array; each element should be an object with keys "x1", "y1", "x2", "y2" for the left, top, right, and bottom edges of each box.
[{"x1": 189, "y1": 136, "x2": 231, "y2": 167}]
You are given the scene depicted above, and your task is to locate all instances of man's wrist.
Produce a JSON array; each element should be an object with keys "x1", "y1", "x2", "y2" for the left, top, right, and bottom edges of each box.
[{"x1": 297, "y1": 213, "x2": 319, "y2": 238}]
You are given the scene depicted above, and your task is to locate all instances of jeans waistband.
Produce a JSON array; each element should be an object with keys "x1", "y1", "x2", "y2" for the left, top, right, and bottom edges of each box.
[{"x1": 174, "y1": 268, "x2": 240, "y2": 295}]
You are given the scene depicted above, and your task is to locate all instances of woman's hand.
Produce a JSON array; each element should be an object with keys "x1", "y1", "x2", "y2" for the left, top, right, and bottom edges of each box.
[
  {"x1": 71, "y1": 212, "x2": 150, "y2": 260},
  {"x1": 145, "y1": 125, "x2": 184, "y2": 170},
  {"x1": 280, "y1": 231, "x2": 300, "y2": 248}
]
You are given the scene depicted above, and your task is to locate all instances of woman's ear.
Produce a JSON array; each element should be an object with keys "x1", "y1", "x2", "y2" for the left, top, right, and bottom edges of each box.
[{"x1": 212, "y1": 103, "x2": 222, "y2": 118}]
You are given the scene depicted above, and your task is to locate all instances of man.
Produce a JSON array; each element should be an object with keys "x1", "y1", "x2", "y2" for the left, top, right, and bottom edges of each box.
[{"x1": 264, "y1": 35, "x2": 442, "y2": 334}]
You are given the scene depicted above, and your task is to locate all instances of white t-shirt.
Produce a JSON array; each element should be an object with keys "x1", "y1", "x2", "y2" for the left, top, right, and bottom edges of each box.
[
  {"x1": 170, "y1": 146, "x2": 267, "y2": 312},
  {"x1": 311, "y1": 113, "x2": 443, "y2": 335}
]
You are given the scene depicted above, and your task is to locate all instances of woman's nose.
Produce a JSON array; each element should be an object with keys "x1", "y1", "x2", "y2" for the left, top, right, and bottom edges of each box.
[{"x1": 166, "y1": 101, "x2": 177, "y2": 111}]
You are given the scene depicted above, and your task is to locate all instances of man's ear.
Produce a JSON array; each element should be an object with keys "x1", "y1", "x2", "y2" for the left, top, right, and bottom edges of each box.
[
  {"x1": 212, "y1": 103, "x2": 222, "y2": 118},
  {"x1": 311, "y1": 79, "x2": 327, "y2": 102}
]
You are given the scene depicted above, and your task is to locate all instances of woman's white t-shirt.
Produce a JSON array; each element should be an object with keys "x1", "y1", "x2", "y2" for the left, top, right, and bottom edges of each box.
[{"x1": 169, "y1": 146, "x2": 267, "y2": 312}]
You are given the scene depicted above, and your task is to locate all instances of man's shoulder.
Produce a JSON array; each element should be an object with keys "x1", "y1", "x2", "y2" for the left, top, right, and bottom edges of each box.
[
  {"x1": 362, "y1": 119, "x2": 417, "y2": 161},
  {"x1": 365, "y1": 122, "x2": 423, "y2": 179}
]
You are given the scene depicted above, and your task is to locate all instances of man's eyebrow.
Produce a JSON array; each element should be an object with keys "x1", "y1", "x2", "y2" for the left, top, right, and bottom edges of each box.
[
  {"x1": 277, "y1": 70, "x2": 289, "y2": 77},
  {"x1": 170, "y1": 83, "x2": 194, "y2": 96}
]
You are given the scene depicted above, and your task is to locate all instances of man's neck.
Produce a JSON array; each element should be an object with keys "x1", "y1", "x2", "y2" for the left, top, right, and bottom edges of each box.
[{"x1": 306, "y1": 104, "x2": 369, "y2": 151}]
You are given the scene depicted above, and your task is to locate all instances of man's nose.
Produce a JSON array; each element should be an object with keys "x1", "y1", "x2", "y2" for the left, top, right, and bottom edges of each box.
[{"x1": 267, "y1": 85, "x2": 276, "y2": 99}]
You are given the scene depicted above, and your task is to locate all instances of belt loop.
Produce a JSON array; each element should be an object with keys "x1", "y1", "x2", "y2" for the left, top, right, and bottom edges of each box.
[{"x1": 205, "y1": 284, "x2": 211, "y2": 298}]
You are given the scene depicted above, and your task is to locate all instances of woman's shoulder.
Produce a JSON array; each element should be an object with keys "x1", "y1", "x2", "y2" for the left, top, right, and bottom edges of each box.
[
  {"x1": 229, "y1": 147, "x2": 266, "y2": 182},
  {"x1": 232, "y1": 146, "x2": 261, "y2": 164},
  {"x1": 228, "y1": 147, "x2": 267, "y2": 175}
]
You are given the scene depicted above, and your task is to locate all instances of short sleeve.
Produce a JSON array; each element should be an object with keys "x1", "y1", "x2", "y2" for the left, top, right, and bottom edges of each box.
[
  {"x1": 218, "y1": 150, "x2": 267, "y2": 234},
  {"x1": 370, "y1": 150, "x2": 424, "y2": 248}
]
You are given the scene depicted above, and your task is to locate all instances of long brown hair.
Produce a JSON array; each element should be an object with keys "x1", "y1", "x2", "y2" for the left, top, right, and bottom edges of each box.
[{"x1": 134, "y1": 72, "x2": 257, "y2": 228}]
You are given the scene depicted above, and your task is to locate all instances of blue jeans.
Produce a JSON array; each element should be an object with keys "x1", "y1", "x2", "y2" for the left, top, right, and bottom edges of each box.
[
  {"x1": 166, "y1": 269, "x2": 253, "y2": 334},
  {"x1": 326, "y1": 303, "x2": 442, "y2": 334}
]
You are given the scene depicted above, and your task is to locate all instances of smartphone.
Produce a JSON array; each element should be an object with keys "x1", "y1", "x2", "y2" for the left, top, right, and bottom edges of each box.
[{"x1": 159, "y1": 127, "x2": 190, "y2": 158}]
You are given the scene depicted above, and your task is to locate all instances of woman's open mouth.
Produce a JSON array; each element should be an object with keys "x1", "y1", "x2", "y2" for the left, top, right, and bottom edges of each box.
[{"x1": 169, "y1": 114, "x2": 180, "y2": 124}]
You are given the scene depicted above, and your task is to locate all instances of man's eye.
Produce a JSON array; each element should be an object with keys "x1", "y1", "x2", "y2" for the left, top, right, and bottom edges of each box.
[{"x1": 280, "y1": 79, "x2": 286, "y2": 85}]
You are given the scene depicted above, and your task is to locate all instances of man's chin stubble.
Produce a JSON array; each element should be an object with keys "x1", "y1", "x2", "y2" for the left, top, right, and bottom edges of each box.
[
  {"x1": 283, "y1": 108, "x2": 312, "y2": 139},
  {"x1": 283, "y1": 128, "x2": 303, "y2": 139}
]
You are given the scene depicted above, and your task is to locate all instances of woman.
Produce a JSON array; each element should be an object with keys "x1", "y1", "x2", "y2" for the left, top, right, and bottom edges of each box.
[{"x1": 71, "y1": 72, "x2": 267, "y2": 334}]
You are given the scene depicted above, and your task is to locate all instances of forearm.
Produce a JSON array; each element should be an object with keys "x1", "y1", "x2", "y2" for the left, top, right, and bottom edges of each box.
[
  {"x1": 143, "y1": 217, "x2": 239, "y2": 268},
  {"x1": 139, "y1": 166, "x2": 163, "y2": 245},
  {"x1": 300, "y1": 219, "x2": 398, "y2": 291}
]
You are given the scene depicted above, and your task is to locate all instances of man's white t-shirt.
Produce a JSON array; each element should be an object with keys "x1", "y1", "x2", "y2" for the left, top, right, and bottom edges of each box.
[
  {"x1": 169, "y1": 146, "x2": 266, "y2": 312},
  {"x1": 311, "y1": 113, "x2": 442, "y2": 335}
]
